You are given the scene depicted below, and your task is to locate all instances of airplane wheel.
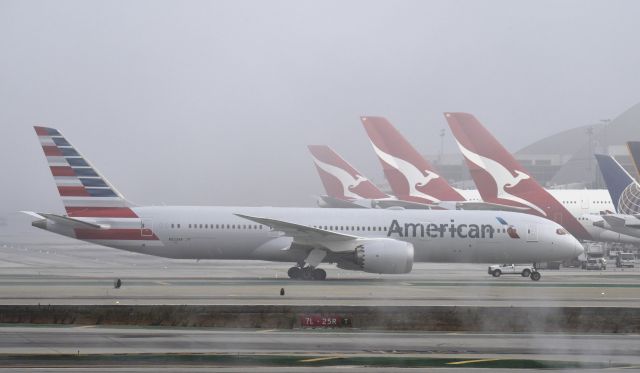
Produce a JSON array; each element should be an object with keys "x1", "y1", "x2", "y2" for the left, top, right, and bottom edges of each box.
[
  {"x1": 492, "y1": 270, "x2": 501, "y2": 277},
  {"x1": 522, "y1": 269, "x2": 531, "y2": 277},
  {"x1": 288, "y1": 267, "x2": 302, "y2": 279},
  {"x1": 313, "y1": 268, "x2": 327, "y2": 281},
  {"x1": 530, "y1": 272, "x2": 541, "y2": 281},
  {"x1": 302, "y1": 268, "x2": 315, "y2": 281}
]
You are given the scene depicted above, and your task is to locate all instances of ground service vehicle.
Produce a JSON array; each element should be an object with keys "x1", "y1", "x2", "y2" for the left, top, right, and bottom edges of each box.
[
  {"x1": 488, "y1": 264, "x2": 540, "y2": 281},
  {"x1": 584, "y1": 258, "x2": 606, "y2": 270},
  {"x1": 616, "y1": 253, "x2": 635, "y2": 268}
]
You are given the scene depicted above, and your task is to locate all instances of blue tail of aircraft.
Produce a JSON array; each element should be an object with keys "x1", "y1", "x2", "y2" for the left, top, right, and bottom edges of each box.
[{"x1": 595, "y1": 154, "x2": 637, "y2": 213}]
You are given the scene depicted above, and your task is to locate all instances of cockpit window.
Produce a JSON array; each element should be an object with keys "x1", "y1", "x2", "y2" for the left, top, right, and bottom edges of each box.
[{"x1": 556, "y1": 228, "x2": 568, "y2": 235}]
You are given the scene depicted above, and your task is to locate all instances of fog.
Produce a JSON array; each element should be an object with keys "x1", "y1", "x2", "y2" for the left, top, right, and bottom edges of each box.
[{"x1": 2, "y1": 0, "x2": 640, "y2": 215}]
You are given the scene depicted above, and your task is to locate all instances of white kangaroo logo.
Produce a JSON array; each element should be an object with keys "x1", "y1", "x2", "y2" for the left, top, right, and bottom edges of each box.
[
  {"x1": 454, "y1": 140, "x2": 547, "y2": 216},
  {"x1": 312, "y1": 156, "x2": 368, "y2": 199},
  {"x1": 369, "y1": 140, "x2": 441, "y2": 203}
]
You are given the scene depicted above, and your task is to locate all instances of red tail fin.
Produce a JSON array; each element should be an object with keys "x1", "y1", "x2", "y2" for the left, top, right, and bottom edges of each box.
[
  {"x1": 307, "y1": 145, "x2": 388, "y2": 200},
  {"x1": 445, "y1": 112, "x2": 591, "y2": 240},
  {"x1": 360, "y1": 116, "x2": 465, "y2": 203}
]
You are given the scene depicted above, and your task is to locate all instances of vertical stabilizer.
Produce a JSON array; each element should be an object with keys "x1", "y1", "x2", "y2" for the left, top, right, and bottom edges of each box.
[
  {"x1": 360, "y1": 116, "x2": 465, "y2": 203},
  {"x1": 627, "y1": 141, "x2": 640, "y2": 180},
  {"x1": 445, "y1": 113, "x2": 591, "y2": 240},
  {"x1": 307, "y1": 145, "x2": 388, "y2": 200},
  {"x1": 594, "y1": 154, "x2": 637, "y2": 213},
  {"x1": 34, "y1": 126, "x2": 137, "y2": 218}
]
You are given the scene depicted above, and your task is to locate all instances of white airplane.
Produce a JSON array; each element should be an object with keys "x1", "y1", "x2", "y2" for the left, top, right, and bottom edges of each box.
[
  {"x1": 445, "y1": 112, "x2": 640, "y2": 245},
  {"x1": 22, "y1": 126, "x2": 583, "y2": 280}
]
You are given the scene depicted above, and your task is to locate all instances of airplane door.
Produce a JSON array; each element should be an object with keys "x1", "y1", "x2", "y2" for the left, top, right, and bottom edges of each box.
[
  {"x1": 526, "y1": 224, "x2": 538, "y2": 242},
  {"x1": 581, "y1": 196, "x2": 589, "y2": 213},
  {"x1": 141, "y1": 218, "x2": 153, "y2": 237}
]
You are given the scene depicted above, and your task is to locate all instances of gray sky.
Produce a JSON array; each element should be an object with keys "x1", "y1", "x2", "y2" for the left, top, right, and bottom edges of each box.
[{"x1": 2, "y1": 0, "x2": 640, "y2": 215}]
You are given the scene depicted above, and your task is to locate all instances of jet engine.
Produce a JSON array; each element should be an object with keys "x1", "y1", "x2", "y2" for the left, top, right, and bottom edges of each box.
[{"x1": 337, "y1": 238, "x2": 414, "y2": 274}]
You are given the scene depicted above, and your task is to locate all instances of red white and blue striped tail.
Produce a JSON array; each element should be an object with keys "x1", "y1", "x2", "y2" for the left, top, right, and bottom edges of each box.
[{"x1": 34, "y1": 126, "x2": 137, "y2": 218}]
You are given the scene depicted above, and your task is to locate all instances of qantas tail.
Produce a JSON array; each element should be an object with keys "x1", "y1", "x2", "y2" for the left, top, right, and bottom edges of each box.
[
  {"x1": 360, "y1": 116, "x2": 465, "y2": 204},
  {"x1": 34, "y1": 126, "x2": 137, "y2": 218},
  {"x1": 307, "y1": 145, "x2": 388, "y2": 200},
  {"x1": 595, "y1": 154, "x2": 637, "y2": 214},
  {"x1": 445, "y1": 113, "x2": 591, "y2": 240}
]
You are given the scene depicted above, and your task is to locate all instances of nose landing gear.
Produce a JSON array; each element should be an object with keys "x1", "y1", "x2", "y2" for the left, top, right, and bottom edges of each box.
[{"x1": 287, "y1": 266, "x2": 326, "y2": 280}]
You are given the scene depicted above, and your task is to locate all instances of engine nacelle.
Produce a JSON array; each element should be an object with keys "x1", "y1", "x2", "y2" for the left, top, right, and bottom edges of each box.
[{"x1": 339, "y1": 238, "x2": 414, "y2": 274}]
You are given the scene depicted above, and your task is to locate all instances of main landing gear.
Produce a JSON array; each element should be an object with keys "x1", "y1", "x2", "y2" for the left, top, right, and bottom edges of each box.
[{"x1": 287, "y1": 266, "x2": 327, "y2": 280}]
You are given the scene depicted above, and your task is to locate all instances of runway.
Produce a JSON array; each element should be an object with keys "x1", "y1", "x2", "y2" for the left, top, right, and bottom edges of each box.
[
  {"x1": 0, "y1": 235, "x2": 639, "y2": 307},
  {"x1": 1, "y1": 326, "x2": 639, "y2": 369},
  {"x1": 1, "y1": 233, "x2": 640, "y2": 371}
]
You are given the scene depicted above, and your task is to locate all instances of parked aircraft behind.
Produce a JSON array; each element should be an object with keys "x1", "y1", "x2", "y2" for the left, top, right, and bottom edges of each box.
[
  {"x1": 594, "y1": 153, "x2": 640, "y2": 238},
  {"x1": 23, "y1": 126, "x2": 582, "y2": 280},
  {"x1": 446, "y1": 113, "x2": 640, "y2": 245},
  {"x1": 308, "y1": 145, "x2": 439, "y2": 210},
  {"x1": 359, "y1": 116, "x2": 613, "y2": 216}
]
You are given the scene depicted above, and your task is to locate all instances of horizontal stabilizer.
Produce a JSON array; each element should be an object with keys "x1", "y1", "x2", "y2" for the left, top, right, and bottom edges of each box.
[
  {"x1": 374, "y1": 199, "x2": 436, "y2": 210},
  {"x1": 602, "y1": 214, "x2": 640, "y2": 228},
  {"x1": 20, "y1": 211, "x2": 46, "y2": 220},
  {"x1": 39, "y1": 213, "x2": 106, "y2": 229},
  {"x1": 317, "y1": 195, "x2": 372, "y2": 209},
  {"x1": 456, "y1": 201, "x2": 531, "y2": 212}
]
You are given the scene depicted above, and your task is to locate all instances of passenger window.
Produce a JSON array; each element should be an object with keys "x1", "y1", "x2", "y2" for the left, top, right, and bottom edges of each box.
[
  {"x1": 171, "y1": 224, "x2": 174, "y2": 228},
  {"x1": 188, "y1": 224, "x2": 192, "y2": 228}
]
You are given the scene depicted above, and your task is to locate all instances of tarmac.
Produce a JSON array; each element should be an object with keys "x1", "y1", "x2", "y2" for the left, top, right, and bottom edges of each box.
[
  {"x1": 0, "y1": 236, "x2": 638, "y2": 307},
  {"x1": 0, "y1": 232, "x2": 639, "y2": 370}
]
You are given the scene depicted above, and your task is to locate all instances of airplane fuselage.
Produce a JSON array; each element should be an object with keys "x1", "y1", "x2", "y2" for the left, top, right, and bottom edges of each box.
[{"x1": 36, "y1": 206, "x2": 582, "y2": 265}]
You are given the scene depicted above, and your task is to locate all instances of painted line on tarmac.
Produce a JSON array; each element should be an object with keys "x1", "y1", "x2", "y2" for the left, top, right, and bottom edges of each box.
[
  {"x1": 256, "y1": 329, "x2": 276, "y2": 333},
  {"x1": 447, "y1": 358, "x2": 502, "y2": 365},
  {"x1": 299, "y1": 356, "x2": 342, "y2": 363}
]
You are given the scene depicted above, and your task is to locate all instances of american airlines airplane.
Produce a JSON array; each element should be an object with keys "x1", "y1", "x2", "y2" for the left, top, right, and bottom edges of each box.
[
  {"x1": 23, "y1": 126, "x2": 582, "y2": 280},
  {"x1": 445, "y1": 112, "x2": 640, "y2": 245}
]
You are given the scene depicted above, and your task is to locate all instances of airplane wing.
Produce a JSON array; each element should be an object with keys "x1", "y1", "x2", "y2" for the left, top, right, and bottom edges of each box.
[{"x1": 235, "y1": 213, "x2": 361, "y2": 253}]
